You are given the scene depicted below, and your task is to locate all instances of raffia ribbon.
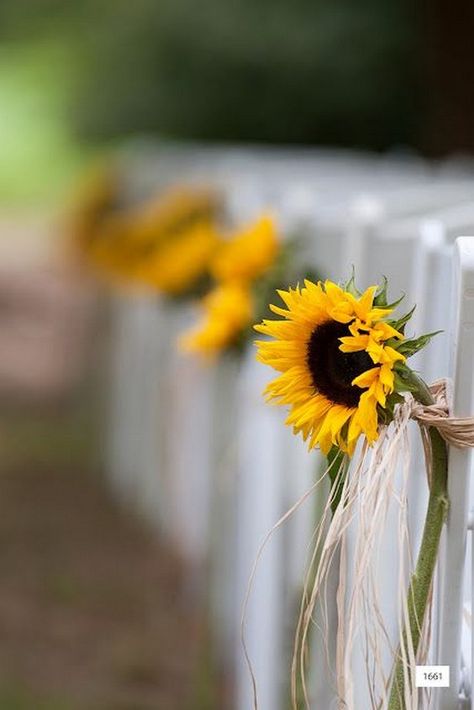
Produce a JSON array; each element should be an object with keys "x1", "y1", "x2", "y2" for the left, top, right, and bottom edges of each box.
[{"x1": 410, "y1": 379, "x2": 474, "y2": 449}]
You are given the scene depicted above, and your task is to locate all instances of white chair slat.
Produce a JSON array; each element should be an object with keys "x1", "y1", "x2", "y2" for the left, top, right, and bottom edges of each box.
[
  {"x1": 235, "y1": 353, "x2": 287, "y2": 710},
  {"x1": 437, "y1": 237, "x2": 474, "y2": 709}
]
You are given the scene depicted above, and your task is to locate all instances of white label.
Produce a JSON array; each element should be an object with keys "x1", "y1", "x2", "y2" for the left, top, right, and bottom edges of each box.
[{"x1": 415, "y1": 665, "x2": 450, "y2": 687}]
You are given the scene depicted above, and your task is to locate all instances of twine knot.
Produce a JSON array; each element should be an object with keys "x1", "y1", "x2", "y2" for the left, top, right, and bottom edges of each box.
[{"x1": 409, "y1": 379, "x2": 474, "y2": 449}]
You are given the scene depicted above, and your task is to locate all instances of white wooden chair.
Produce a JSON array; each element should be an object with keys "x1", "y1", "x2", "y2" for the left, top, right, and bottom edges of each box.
[{"x1": 103, "y1": 149, "x2": 474, "y2": 709}]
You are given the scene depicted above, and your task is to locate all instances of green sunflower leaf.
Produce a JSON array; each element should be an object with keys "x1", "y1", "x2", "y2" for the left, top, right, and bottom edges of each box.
[
  {"x1": 384, "y1": 336, "x2": 402, "y2": 349},
  {"x1": 373, "y1": 276, "x2": 388, "y2": 306},
  {"x1": 378, "y1": 391, "x2": 405, "y2": 423},
  {"x1": 392, "y1": 365, "x2": 420, "y2": 394},
  {"x1": 388, "y1": 305, "x2": 416, "y2": 334},
  {"x1": 383, "y1": 292, "x2": 406, "y2": 311},
  {"x1": 397, "y1": 330, "x2": 442, "y2": 357},
  {"x1": 344, "y1": 267, "x2": 361, "y2": 297},
  {"x1": 327, "y1": 445, "x2": 349, "y2": 513}
]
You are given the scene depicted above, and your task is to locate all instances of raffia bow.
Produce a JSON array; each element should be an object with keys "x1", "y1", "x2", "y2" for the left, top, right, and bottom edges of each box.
[{"x1": 409, "y1": 379, "x2": 474, "y2": 449}]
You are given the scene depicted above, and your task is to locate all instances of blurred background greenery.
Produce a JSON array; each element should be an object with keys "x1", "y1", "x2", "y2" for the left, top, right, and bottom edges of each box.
[{"x1": 1, "y1": 0, "x2": 472, "y2": 205}]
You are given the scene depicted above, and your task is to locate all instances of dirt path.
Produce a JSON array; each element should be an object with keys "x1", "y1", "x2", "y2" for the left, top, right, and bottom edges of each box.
[{"x1": 0, "y1": 466, "x2": 210, "y2": 710}]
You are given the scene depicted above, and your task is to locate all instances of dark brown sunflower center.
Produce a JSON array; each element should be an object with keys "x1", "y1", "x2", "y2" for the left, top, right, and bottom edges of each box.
[{"x1": 307, "y1": 320, "x2": 373, "y2": 407}]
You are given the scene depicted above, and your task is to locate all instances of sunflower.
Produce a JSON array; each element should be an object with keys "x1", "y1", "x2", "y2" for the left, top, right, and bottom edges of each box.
[
  {"x1": 76, "y1": 183, "x2": 221, "y2": 295},
  {"x1": 211, "y1": 214, "x2": 279, "y2": 283},
  {"x1": 180, "y1": 282, "x2": 253, "y2": 356},
  {"x1": 116, "y1": 186, "x2": 218, "y2": 256},
  {"x1": 133, "y1": 222, "x2": 221, "y2": 295},
  {"x1": 70, "y1": 166, "x2": 121, "y2": 255},
  {"x1": 254, "y1": 279, "x2": 409, "y2": 455},
  {"x1": 179, "y1": 213, "x2": 282, "y2": 355}
]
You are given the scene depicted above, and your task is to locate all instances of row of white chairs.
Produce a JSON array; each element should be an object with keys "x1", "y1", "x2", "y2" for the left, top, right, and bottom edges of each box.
[{"x1": 105, "y1": 144, "x2": 474, "y2": 709}]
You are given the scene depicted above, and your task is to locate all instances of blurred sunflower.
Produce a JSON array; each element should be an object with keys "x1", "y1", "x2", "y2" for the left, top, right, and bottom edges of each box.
[
  {"x1": 179, "y1": 213, "x2": 281, "y2": 355},
  {"x1": 254, "y1": 279, "x2": 408, "y2": 455},
  {"x1": 211, "y1": 214, "x2": 279, "y2": 283},
  {"x1": 134, "y1": 222, "x2": 220, "y2": 296},
  {"x1": 180, "y1": 282, "x2": 253, "y2": 356},
  {"x1": 73, "y1": 180, "x2": 222, "y2": 296},
  {"x1": 69, "y1": 166, "x2": 121, "y2": 254},
  {"x1": 120, "y1": 186, "x2": 218, "y2": 255}
]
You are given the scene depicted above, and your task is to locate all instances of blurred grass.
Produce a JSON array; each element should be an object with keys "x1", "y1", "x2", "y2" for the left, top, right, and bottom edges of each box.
[
  {"x1": 0, "y1": 398, "x2": 102, "y2": 473},
  {"x1": 0, "y1": 682, "x2": 71, "y2": 710},
  {"x1": 0, "y1": 324, "x2": 107, "y2": 472}
]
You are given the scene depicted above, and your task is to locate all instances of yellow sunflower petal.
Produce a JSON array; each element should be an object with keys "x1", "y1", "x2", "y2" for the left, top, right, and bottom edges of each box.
[
  {"x1": 382, "y1": 346, "x2": 406, "y2": 364},
  {"x1": 324, "y1": 280, "x2": 346, "y2": 304},
  {"x1": 180, "y1": 282, "x2": 252, "y2": 356},
  {"x1": 372, "y1": 321, "x2": 404, "y2": 340},
  {"x1": 211, "y1": 214, "x2": 279, "y2": 283},
  {"x1": 379, "y1": 363, "x2": 395, "y2": 392},
  {"x1": 352, "y1": 367, "x2": 380, "y2": 389},
  {"x1": 329, "y1": 304, "x2": 354, "y2": 324},
  {"x1": 315, "y1": 405, "x2": 354, "y2": 454},
  {"x1": 367, "y1": 307, "x2": 394, "y2": 321},
  {"x1": 356, "y1": 391, "x2": 379, "y2": 442},
  {"x1": 339, "y1": 334, "x2": 370, "y2": 352},
  {"x1": 354, "y1": 285, "x2": 377, "y2": 318}
]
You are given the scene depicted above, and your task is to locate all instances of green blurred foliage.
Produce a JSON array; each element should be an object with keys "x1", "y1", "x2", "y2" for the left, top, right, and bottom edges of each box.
[
  {"x1": 0, "y1": 41, "x2": 91, "y2": 204},
  {"x1": 72, "y1": 0, "x2": 420, "y2": 148},
  {"x1": 0, "y1": 0, "x2": 420, "y2": 151}
]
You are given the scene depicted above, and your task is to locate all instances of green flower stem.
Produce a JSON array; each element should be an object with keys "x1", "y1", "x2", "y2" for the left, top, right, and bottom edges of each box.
[
  {"x1": 327, "y1": 446, "x2": 349, "y2": 514},
  {"x1": 388, "y1": 371, "x2": 449, "y2": 709}
]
